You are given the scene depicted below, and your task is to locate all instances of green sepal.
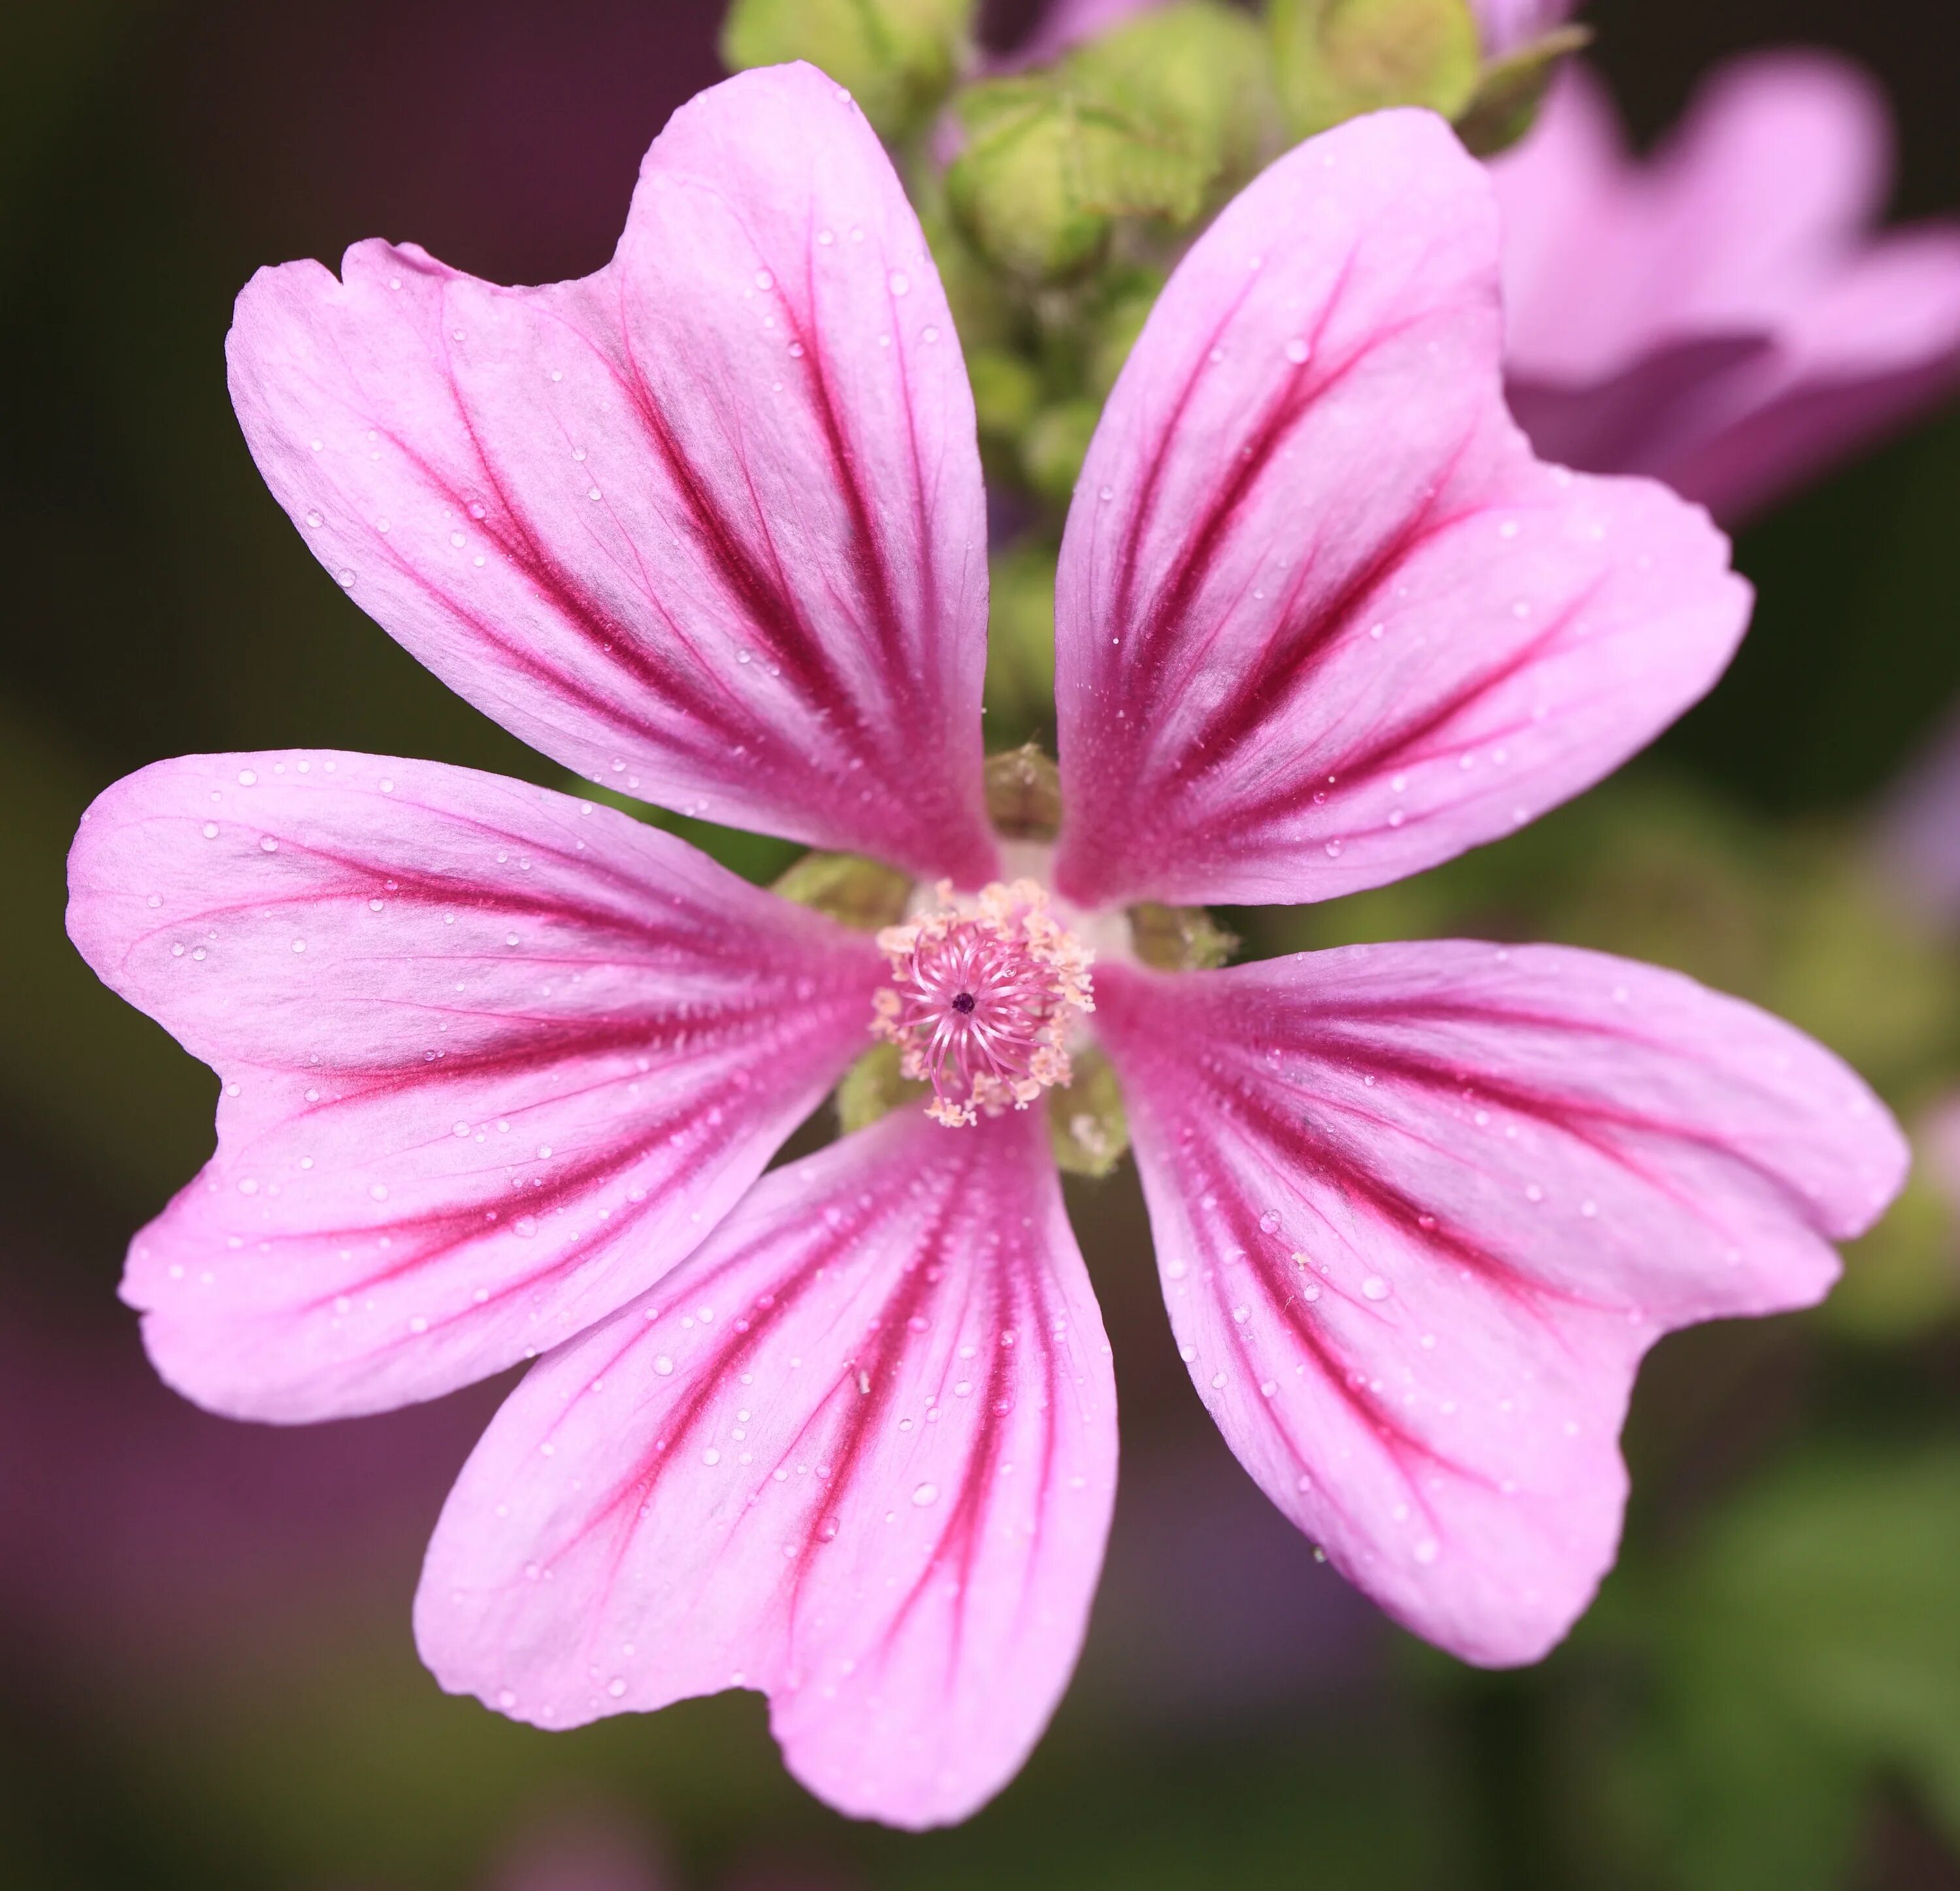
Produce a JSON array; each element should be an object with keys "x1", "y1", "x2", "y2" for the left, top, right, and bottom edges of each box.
[
  {"x1": 771, "y1": 850, "x2": 913, "y2": 931},
  {"x1": 836, "y1": 1040, "x2": 926, "y2": 1133},
  {"x1": 1130, "y1": 901, "x2": 1239, "y2": 970},
  {"x1": 1453, "y1": 24, "x2": 1592, "y2": 156},
  {"x1": 1269, "y1": 0, "x2": 1481, "y2": 139},
  {"x1": 1049, "y1": 1048, "x2": 1130, "y2": 1178},
  {"x1": 720, "y1": 0, "x2": 976, "y2": 142},
  {"x1": 983, "y1": 743, "x2": 1063, "y2": 840}
]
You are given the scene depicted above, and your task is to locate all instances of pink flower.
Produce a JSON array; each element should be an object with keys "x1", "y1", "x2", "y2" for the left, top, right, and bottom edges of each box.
[
  {"x1": 68, "y1": 66, "x2": 1905, "y2": 1829},
  {"x1": 1880, "y1": 707, "x2": 1960, "y2": 925},
  {"x1": 1467, "y1": 0, "x2": 1578, "y2": 60},
  {"x1": 1490, "y1": 53, "x2": 1960, "y2": 524},
  {"x1": 991, "y1": 0, "x2": 1164, "y2": 73}
]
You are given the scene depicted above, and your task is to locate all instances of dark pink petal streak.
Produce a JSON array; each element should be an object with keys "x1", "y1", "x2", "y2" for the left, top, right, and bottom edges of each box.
[
  {"x1": 1053, "y1": 108, "x2": 1749, "y2": 911},
  {"x1": 1094, "y1": 945, "x2": 1906, "y2": 1664},
  {"x1": 416, "y1": 1107, "x2": 1116, "y2": 1830},
  {"x1": 227, "y1": 63, "x2": 996, "y2": 884},
  {"x1": 67, "y1": 752, "x2": 882, "y2": 1422}
]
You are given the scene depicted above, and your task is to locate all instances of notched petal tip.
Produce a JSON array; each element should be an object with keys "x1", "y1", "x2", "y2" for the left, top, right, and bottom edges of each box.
[
  {"x1": 70, "y1": 750, "x2": 882, "y2": 1421},
  {"x1": 225, "y1": 60, "x2": 996, "y2": 884},
  {"x1": 414, "y1": 1106, "x2": 1115, "y2": 1828},
  {"x1": 1094, "y1": 943, "x2": 1904, "y2": 1665}
]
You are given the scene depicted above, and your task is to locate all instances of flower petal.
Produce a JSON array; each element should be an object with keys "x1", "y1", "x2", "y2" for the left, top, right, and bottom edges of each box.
[
  {"x1": 415, "y1": 1107, "x2": 1115, "y2": 1830},
  {"x1": 1092, "y1": 946, "x2": 1906, "y2": 1664},
  {"x1": 227, "y1": 63, "x2": 995, "y2": 884},
  {"x1": 1493, "y1": 58, "x2": 1960, "y2": 523},
  {"x1": 68, "y1": 752, "x2": 882, "y2": 1421},
  {"x1": 1051, "y1": 108, "x2": 1750, "y2": 910}
]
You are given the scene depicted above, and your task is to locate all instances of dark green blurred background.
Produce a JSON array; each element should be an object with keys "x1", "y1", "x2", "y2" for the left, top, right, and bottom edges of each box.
[{"x1": 7, "y1": 2, "x2": 1960, "y2": 1887}]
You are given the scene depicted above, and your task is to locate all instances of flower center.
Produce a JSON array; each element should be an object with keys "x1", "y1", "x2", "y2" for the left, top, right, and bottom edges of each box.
[{"x1": 872, "y1": 879, "x2": 1094, "y2": 1128}]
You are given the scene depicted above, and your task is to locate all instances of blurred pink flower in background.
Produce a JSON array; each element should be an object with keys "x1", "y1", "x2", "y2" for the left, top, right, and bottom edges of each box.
[
  {"x1": 1469, "y1": 0, "x2": 1580, "y2": 61},
  {"x1": 485, "y1": 1815, "x2": 670, "y2": 1891},
  {"x1": 1491, "y1": 53, "x2": 1960, "y2": 524},
  {"x1": 0, "y1": 1278, "x2": 492, "y2": 1681},
  {"x1": 1880, "y1": 707, "x2": 1960, "y2": 926},
  {"x1": 69, "y1": 61, "x2": 1904, "y2": 1833},
  {"x1": 993, "y1": 0, "x2": 1162, "y2": 72}
]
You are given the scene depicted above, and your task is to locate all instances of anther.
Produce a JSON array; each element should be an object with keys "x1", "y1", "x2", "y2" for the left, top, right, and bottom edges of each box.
[{"x1": 872, "y1": 880, "x2": 1094, "y2": 1128}]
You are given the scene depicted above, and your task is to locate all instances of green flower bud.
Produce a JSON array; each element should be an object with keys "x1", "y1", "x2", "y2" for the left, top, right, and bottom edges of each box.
[
  {"x1": 948, "y1": 81, "x2": 1114, "y2": 281},
  {"x1": 1049, "y1": 1048, "x2": 1130, "y2": 1178},
  {"x1": 947, "y1": 76, "x2": 1213, "y2": 281},
  {"x1": 1270, "y1": 0, "x2": 1481, "y2": 139},
  {"x1": 771, "y1": 850, "x2": 913, "y2": 931},
  {"x1": 721, "y1": 0, "x2": 975, "y2": 142},
  {"x1": 1454, "y1": 24, "x2": 1591, "y2": 157},
  {"x1": 983, "y1": 541, "x2": 1060, "y2": 739},
  {"x1": 984, "y1": 743, "x2": 1062, "y2": 840},
  {"x1": 1062, "y1": 0, "x2": 1284, "y2": 199},
  {"x1": 1021, "y1": 396, "x2": 1102, "y2": 506}
]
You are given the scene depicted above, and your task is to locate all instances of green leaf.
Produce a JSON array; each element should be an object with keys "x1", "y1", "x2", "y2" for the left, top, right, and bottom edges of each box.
[
  {"x1": 1620, "y1": 1444, "x2": 1960, "y2": 1889},
  {"x1": 720, "y1": 0, "x2": 975, "y2": 141},
  {"x1": 1269, "y1": 0, "x2": 1481, "y2": 138}
]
